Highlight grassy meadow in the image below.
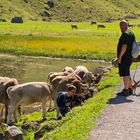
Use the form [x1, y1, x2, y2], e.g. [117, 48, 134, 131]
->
[1, 1, 140, 139]
[1, 19, 140, 60]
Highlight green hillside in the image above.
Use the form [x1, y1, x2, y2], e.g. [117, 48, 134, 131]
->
[1, 0, 140, 22]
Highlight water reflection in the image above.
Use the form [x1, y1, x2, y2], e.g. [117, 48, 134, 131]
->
[0, 54, 110, 83]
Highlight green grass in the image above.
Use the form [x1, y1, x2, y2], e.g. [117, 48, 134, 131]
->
[0, 20, 140, 60]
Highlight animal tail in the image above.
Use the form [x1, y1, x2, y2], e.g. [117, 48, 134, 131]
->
[6, 86, 13, 98]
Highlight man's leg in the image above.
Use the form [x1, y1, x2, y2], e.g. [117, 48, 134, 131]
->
[59, 107, 68, 117]
[119, 76, 133, 95]
[117, 61, 133, 96]
[117, 76, 132, 96]
[123, 76, 132, 89]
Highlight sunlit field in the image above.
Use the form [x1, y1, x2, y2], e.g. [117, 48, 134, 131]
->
[0, 19, 140, 60]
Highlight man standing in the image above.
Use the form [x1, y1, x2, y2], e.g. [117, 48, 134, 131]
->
[117, 20, 135, 96]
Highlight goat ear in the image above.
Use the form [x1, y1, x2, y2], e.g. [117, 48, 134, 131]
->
[66, 84, 72, 88]
[72, 79, 79, 83]
[80, 83, 89, 89]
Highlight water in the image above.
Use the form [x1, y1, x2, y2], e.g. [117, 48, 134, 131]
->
[0, 54, 110, 83]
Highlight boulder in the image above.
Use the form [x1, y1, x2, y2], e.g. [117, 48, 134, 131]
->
[47, 0, 54, 8]
[5, 125, 24, 140]
[11, 17, 23, 23]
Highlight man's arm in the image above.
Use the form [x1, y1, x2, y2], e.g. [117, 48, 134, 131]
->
[118, 44, 127, 64]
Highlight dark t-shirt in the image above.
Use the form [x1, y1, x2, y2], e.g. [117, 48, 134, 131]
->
[57, 92, 67, 108]
[57, 92, 81, 108]
[117, 29, 135, 61]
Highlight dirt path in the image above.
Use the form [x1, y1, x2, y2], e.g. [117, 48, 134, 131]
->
[88, 68, 140, 140]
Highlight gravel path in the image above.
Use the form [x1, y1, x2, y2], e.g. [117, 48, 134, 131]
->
[88, 68, 140, 140]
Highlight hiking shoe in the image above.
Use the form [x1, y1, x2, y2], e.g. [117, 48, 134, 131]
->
[117, 89, 132, 96]
[128, 88, 133, 95]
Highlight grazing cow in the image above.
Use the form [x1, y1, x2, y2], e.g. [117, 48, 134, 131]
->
[74, 66, 89, 78]
[47, 68, 74, 109]
[48, 72, 69, 84]
[128, 24, 134, 28]
[91, 21, 97, 25]
[74, 66, 95, 85]
[94, 73, 102, 84]
[63, 66, 74, 73]
[97, 24, 106, 29]
[0, 77, 18, 123]
[47, 72, 69, 109]
[7, 82, 52, 124]
[71, 24, 78, 29]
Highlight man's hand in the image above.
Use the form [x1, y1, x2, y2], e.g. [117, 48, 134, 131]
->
[118, 44, 127, 64]
[117, 57, 121, 64]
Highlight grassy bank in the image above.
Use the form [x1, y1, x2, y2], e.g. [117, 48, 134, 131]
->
[16, 62, 140, 140]
[16, 68, 121, 140]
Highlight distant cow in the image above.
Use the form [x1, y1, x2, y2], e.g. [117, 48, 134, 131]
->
[71, 24, 78, 29]
[0, 18, 7, 22]
[97, 24, 106, 29]
[128, 24, 134, 28]
[91, 21, 97, 25]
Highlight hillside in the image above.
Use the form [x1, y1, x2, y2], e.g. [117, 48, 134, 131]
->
[1, 0, 140, 22]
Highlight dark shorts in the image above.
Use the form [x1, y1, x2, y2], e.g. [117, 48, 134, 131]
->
[118, 60, 132, 77]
